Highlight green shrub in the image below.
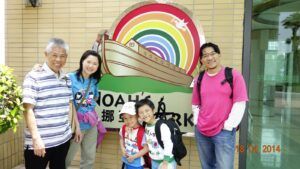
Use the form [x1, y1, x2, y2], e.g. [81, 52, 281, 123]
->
[0, 64, 23, 134]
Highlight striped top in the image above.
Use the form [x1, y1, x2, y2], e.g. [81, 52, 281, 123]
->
[22, 63, 73, 149]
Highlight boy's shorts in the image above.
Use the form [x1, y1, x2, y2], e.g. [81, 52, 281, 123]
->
[125, 164, 144, 169]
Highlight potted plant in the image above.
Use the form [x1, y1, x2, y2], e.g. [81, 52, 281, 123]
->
[0, 64, 23, 134]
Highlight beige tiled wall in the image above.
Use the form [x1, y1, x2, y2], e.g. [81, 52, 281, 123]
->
[0, 124, 24, 169]
[4, 0, 244, 168]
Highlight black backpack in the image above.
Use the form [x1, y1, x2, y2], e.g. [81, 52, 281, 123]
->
[155, 118, 187, 166]
[197, 67, 233, 103]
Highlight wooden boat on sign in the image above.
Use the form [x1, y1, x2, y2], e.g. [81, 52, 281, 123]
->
[102, 39, 193, 87]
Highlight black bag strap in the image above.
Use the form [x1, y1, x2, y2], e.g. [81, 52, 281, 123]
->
[196, 71, 205, 104]
[154, 119, 165, 149]
[222, 67, 233, 99]
[225, 67, 233, 98]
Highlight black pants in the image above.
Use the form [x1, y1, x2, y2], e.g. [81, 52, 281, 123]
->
[24, 140, 70, 169]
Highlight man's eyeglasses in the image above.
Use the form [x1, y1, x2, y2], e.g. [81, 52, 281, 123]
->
[202, 52, 217, 58]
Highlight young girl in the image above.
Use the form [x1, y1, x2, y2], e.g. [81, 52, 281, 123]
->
[135, 99, 177, 169]
[119, 102, 149, 169]
[65, 50, 102, 168]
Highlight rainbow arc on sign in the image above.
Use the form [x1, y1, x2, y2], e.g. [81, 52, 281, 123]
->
[112, 3, 204, 75]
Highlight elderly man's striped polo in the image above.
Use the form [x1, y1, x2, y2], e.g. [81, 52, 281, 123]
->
[23, 63, 73, 149]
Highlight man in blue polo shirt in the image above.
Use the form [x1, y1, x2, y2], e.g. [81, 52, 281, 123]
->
[23, 38, 80, 169]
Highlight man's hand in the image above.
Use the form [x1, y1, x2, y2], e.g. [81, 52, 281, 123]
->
[32, 137, 46, 157]
[23, 103, 46, 157]
[32, 64, 43, 71]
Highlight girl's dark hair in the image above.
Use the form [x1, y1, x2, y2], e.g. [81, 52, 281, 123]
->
[76, 50, 101, 84]
[199, 42, 221, 57]
[135, 98, 155, 112]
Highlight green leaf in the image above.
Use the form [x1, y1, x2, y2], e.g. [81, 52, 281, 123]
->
[13, 126, 17, 132]
[0, 65, 22, 134]
[13, 118, 18, 124]
[10, 107, 18, 116]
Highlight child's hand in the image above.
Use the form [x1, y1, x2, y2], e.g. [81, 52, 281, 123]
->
[159, 161, 168, 169]
[121, 147, 127, 157]
[126, 155, 136, 163]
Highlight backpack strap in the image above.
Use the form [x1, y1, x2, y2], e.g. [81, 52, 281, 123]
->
[196, 71, 205, 104]
[136, 126, 145, 150]
[224, 67, 233, 99]
[154, 119, 165, 149]
[121, 124, 126, 141]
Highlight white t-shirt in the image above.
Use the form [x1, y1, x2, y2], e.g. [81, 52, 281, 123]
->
[145, 122, 173, 160]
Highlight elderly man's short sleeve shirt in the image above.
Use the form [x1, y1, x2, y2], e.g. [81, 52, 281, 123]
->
[22, 63, 73, 149]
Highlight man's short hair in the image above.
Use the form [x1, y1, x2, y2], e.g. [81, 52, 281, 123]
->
[200, 42, 221, 57]
[45, 38, 69, 55]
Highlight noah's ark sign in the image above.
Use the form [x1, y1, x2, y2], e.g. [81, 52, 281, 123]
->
[97, 1, 205, 132]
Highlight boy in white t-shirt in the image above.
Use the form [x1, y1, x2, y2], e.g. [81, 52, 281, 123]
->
[136, 99, 177, 169]
[119, 102, 149, 169]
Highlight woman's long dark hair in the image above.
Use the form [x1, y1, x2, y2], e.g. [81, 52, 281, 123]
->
[76, 50, 101, 84]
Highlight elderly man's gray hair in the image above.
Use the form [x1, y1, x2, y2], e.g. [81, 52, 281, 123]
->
[45, 38, 69, 55]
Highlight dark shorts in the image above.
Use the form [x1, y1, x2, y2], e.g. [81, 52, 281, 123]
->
[24, 140, 70, 169]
